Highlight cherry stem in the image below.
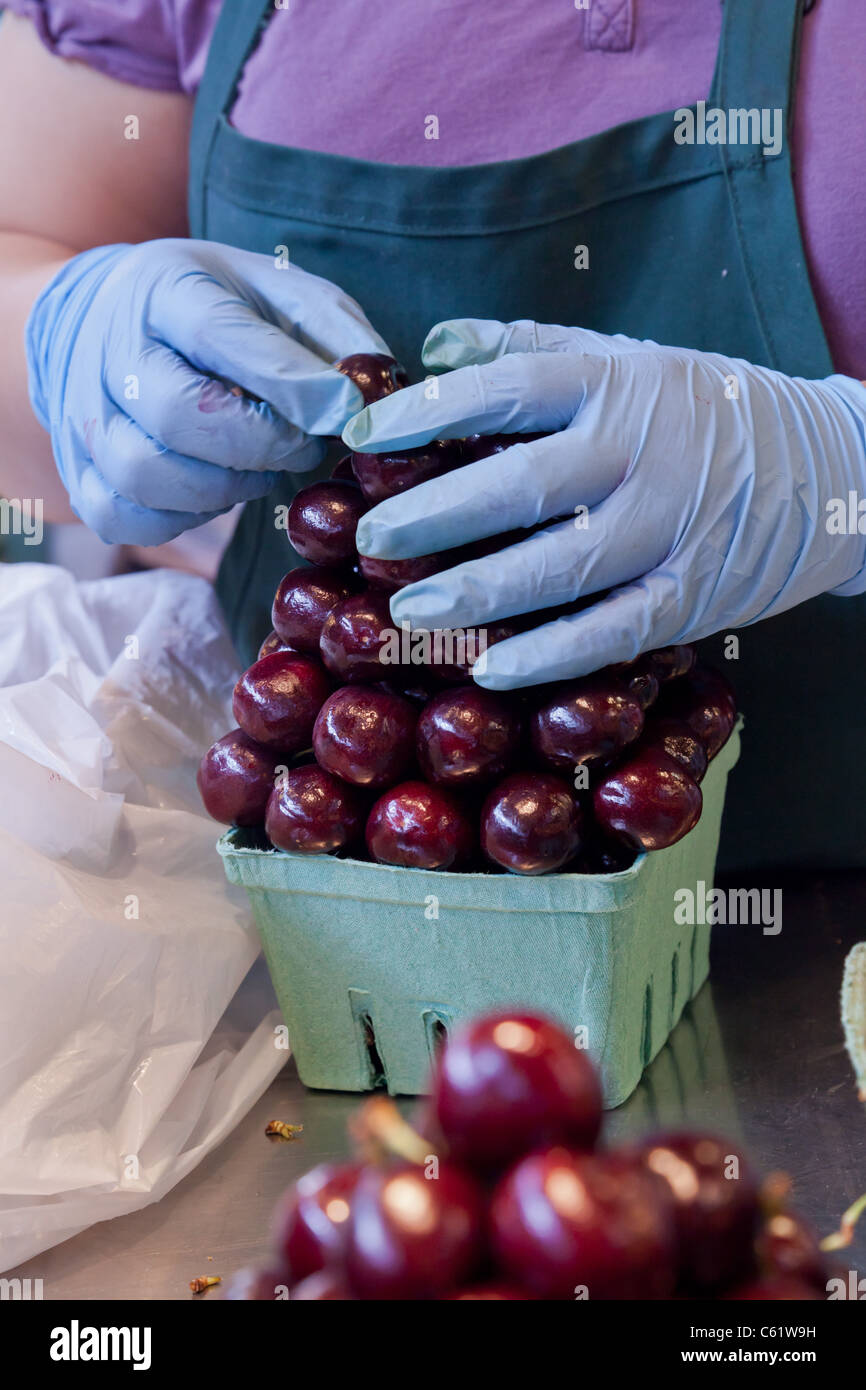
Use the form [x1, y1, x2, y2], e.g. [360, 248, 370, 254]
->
[348, 1096, 433, 1166]
[820, 1189, 866, 1251]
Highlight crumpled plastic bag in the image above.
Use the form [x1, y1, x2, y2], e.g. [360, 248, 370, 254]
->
[0, 562, 286, 1271]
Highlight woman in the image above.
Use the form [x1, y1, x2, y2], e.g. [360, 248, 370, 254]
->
[1, 0, 865, 869]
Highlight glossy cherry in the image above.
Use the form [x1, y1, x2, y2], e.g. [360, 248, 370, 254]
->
[481, 771, 583, 875]
[334, 352, 409, 405]
[639, 716, 709, 784]
[319, 589, 397, 683]
[287, 480, 366, 568]
[416, 685, 522, 788]
[272, 1162, 363, 1284]
[358, 549, 461, 594]
[265, 764, 365, 855]
[644, 644, 696, 683]
[344, 1161, 485, 1300]
[272, 566, 356, 654]
[593, 748, 702, 851]
[430, 620, 519, 683]
[366, 780, 475, 870]
[639, 1131, 761, 1292]
[531, 675, 645, 770]
[431, 1012, 602, 1170]
[313, 685, 417, 789]
[232, 651, 332, 751]
[660, 663, 737, 758]
[197, 729, 282, 826]
[330, 452, 360, 484]
[351, 438, 464, 504]
[258, 629, 296, 661]
[461, 431, 545, 463]
[490, 1149, 677, 1300]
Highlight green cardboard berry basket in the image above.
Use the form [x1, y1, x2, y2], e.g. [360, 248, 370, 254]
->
[218, 724, 741, 1107]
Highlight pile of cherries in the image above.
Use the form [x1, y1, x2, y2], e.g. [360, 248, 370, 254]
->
[224, 1012, 829, 1301]
[198, 353, 736, 874]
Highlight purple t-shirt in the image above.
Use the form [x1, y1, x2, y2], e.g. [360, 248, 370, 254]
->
[7, 0, 865, 377]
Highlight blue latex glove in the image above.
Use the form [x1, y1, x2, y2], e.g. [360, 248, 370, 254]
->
[347, 318, 866, 690]
[26, 239, 391, 545]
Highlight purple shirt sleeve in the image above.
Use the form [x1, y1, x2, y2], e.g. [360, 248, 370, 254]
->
[2, 0, 220, 93]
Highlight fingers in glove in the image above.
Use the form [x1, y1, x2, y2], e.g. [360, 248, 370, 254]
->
[344, 351, 586, 451]
[422, 318, 644, 370]
[388, 489, 674, 631]
[356, 427, 624, 560]
[149, 273, 369, 435]
[105, 345, 316, 471]
[74, 463, 228, 547]
[91, 414, 284, 513]
[472, 577, 683, 690]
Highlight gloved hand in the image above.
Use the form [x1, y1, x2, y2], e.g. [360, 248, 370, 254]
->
[26, 239, 391, 545]
[347, 318, 866, 690]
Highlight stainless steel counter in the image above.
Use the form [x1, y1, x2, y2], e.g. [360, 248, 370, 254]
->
[7, 871, 866, 1300]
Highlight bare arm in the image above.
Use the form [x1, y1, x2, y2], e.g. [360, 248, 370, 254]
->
[0, 12, 191, 521]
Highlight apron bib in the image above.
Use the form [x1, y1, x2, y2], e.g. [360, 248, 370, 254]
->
[189, 0, 864, 872]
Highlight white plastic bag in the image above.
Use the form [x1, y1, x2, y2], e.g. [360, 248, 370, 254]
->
[0, 562, 286, 1271]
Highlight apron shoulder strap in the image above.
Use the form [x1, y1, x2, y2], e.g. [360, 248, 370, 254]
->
[709, 0, 809, 132]
[188, 0, 274, 238]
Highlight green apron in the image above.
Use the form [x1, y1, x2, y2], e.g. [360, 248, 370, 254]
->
[190, 0, 864, 872]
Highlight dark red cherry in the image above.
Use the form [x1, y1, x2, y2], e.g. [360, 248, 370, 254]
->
[232, 651, 331, 751]
[620, 664, 660, 712]
[431, 1012, 602, 1170]
[221, 1264, 292, 1300]
[593, 748, 702, 851]
[430, 621, 519, 683]
[461, 431, 545, 463]
[258, 629, 296, 661]
[754, 1210, 827, 1289]
[416, 685, 522, 788]
[272, 1162, 362, 1284]
[272, 566, 357, 654]
[287, 480, 366, 568]
[197, 729, 282, 826]
[334, 352, 410, 405]
[344, 1161, 485, 1300]
[659, 663, 737, 758]
[481, 771, 583, 875]
[639, 716, 709, 784]
[358, 548, 464, 594]
[638, 1131, 761, 1292]
[724, 1277, 822, 1301]
[265, 764, 365, 854]
[644, 644, 697, 683]
[330, 452, 360, 484]
[441, 1284, 535, 1300]
[530, 675, 645, 770]
[366, 780, 475, 870]
[490, 1149, 677, 1300]
[313, 685, 417, 789]
[351, 438, 464, 504]
[319, 589, 397, 683]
